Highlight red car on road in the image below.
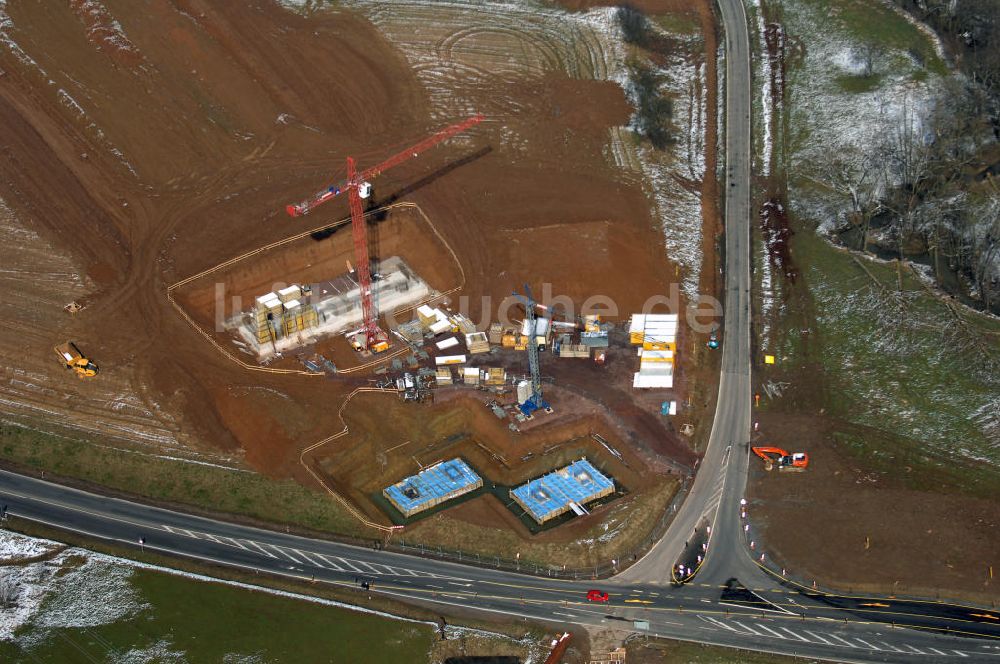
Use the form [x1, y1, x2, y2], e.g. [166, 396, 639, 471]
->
[586, 589, 609, 603]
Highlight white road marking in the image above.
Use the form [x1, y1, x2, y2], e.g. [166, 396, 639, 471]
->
[828, 634, 858, 648]
[336, 557, 365, 573]
[779, 627, 808, 642]
[219, 536, 247, 550]
[552, 611, 577, 618]
[292, 549, 325, 567]
[699, 616, 739, 632]
[272, 546, 306, 564]
[854, 638, 880, 650]
[876, 641, 905, 653]
[732, 621, 761, 636]
[952, 650, 969, 658]
[928, 648, 949, 656]
[314, 554, 344, 570]
[356, 560, 382, 574]
[243, 540, 278, 559]
[900, 644, 924, 655]
[804, 631, 834, 645]
[754, 623, 786, 639]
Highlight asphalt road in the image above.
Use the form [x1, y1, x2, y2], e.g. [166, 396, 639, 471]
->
[3, 469, 999, 662]
[2, 1, 1000, 662]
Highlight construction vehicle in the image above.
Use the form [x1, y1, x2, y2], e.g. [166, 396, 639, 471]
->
[54, 342, 99, 378]
[285, 114, 484, 353]
[752, 446, 808, 471]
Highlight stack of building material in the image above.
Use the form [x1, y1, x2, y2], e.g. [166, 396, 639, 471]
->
[488, 322, 503, 344]
[520, 318, 551, 348]
[253, 292, 283, 344]
[629, 313, 678, 351]
[501, 328, 518, 348]
[633, 360, 673, 389]
[418, 305, 452, 335]
[417, 305, 438, 327]
[463, 367, 480, 385]
[559, 344, 591, 358]
[429, 319, 452, 336]
[435, 354, 466, 366]
[465, 332, 490, 354]
[482, 367, 506, 386]
[254, 286, 319, 341]
[435, 368, 453, 385]
[452, 314, 477, 335]
[633, 335, 675, 389]
[435, 336, 460, 351]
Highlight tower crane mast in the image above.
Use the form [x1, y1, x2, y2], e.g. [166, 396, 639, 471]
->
[285, 114, 484, 351]
[514, 284, 550, 416]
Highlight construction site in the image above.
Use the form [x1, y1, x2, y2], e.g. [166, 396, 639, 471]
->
[0, 0, 722, 566]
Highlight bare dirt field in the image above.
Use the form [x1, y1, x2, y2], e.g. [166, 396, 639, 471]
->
[0, 0, 720, 557]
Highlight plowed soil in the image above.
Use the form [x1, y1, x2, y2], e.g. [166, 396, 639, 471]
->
[0, 0, 719, 546]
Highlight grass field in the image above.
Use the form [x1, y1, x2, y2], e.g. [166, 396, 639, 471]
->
[0, 422, 362, 537]
[777, 214, 1000, 479]
[0, 529, 541, 663]
[1, 563, 434, 662]
[801, 0, 947, 76]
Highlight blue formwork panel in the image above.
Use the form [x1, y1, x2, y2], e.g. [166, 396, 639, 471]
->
[511, 458, 614, 524]
[383, 458, 482, 517]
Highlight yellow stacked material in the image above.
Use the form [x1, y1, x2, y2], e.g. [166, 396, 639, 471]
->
[584, 315, 601, 333]
[514, 335, 528, 351]
[639, 349, 674, 363]
[417, 305, 437, 327]
[452, 314, 477, 335]
[630, 313, 678, 351]
[277, 285, 302, 303]
[501, 328, 518, 348]
[483, 367, 506, 385]
[465, 332, 490, 354]
[642, 338, 676, 352]
[435, 368, 453, 385]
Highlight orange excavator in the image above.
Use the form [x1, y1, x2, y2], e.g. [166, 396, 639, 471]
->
[752, 446, 808, 471]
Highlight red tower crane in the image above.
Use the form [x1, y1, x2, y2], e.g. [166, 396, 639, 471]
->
[285, 114, 484, 352]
